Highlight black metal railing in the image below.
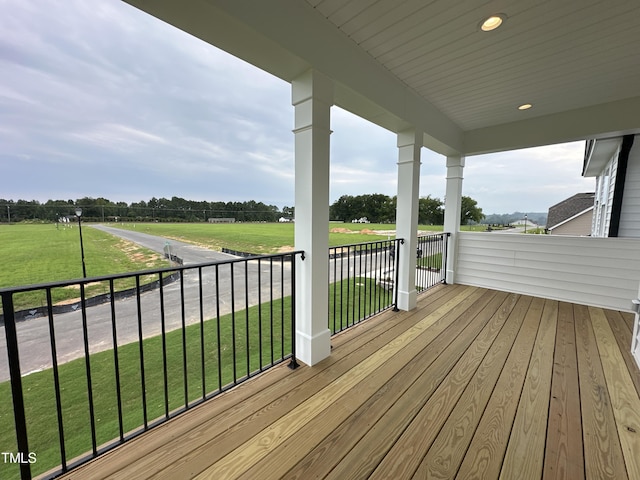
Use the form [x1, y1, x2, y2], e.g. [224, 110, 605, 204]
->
[416, 232, 449, 293]
[328, 238, 402, 334]
[0, 251, 303, 480]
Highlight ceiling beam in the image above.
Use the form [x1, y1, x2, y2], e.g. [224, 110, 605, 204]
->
[464, 96, 640, 155]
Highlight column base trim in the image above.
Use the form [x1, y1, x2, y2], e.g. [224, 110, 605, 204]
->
[295, 328, 331, 366]
[397, 289, 418, 311]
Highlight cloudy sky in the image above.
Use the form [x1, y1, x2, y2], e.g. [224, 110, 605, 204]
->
[1, 0, 594, 214]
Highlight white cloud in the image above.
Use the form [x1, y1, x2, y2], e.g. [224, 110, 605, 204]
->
[0, 0, 597, 214]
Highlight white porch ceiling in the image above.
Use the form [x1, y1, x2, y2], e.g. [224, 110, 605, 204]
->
[124, 0, 640, 156]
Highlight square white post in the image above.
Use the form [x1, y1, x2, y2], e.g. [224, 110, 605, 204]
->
[395, 129, 422, 311]
[443, 155, 465, 284]
[292, 70, 333, 366]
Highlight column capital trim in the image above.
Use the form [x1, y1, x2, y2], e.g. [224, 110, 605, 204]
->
[397, 128, 423, 148]
[291, 69, 334, 107]
[446, 156, 466, 168]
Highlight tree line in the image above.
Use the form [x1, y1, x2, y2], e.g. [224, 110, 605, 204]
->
[2, 193, 484, 225]
[329, 194, 484, 225]
[1, 197, 293, 223]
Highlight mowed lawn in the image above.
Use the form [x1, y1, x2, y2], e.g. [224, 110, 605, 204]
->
[0, 224, 170, 310]
[1, 221, 449, 298]
[112, 221, 400, 254]
[1, 224, 169, 287]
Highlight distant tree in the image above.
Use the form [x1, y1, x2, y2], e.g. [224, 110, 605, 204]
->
[366, 193, 395, 223]
[418, 196, 444, 225]
[330, 194, 395, 223]
[330, 195, 358, 222]
[460, 196, 484, 225]
[281, 206, 294, 218]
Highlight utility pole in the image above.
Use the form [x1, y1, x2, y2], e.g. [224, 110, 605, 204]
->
[7, 205, 10, 224]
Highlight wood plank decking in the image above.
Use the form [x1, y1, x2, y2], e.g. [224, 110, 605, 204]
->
[55, 285, 640, 480]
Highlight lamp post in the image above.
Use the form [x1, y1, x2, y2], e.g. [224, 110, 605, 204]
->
[524, 214, 528, 234]
[75, 207, 87, 278]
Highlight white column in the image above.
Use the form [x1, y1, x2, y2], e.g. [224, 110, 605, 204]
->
[292, 70, 333, 366]
[443, 155, 465, 284]
[395, 129, 422, 311]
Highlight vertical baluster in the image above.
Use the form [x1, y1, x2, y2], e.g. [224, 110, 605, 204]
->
[158, 273, 169, 418]
[357, 244, 363, 322]
[244, 260, 250, 378]
[135, 276, 147, 429]
[280, 254, 285, 360]
[199, 267, 206, 399]
[257, 259, 263, 371]
[45, 288, 67, 472]
[230, 263, 237, 384]
[340, 247, 345, 331]
[108, 280, 124, 439]
[179, 271, 188, 408]
[269, 257, 274, 365]
[215, 265, 222, 392]
[373, 242, 380, 313]
[79, 283, 98, 454]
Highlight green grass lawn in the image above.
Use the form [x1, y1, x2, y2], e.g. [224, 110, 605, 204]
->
[112, 222, 396, 254]
[0, 277, 387, 479]
[417, 252, 443, 269]
[1, 222, 448, 291]
[0, 224, 170, 311]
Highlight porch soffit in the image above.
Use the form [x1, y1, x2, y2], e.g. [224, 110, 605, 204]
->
[123, 0, 640, 156]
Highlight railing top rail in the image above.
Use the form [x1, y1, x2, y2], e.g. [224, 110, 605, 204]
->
[329, 238, 404, 250]
[417, 232, 451, 238]
[0, 250, 305, 296]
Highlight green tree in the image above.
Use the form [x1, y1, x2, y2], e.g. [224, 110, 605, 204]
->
[460, 196, 484, 225]
[418, 196, 444, 225]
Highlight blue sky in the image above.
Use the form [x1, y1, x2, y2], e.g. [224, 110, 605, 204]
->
[0, 0, 594, 214]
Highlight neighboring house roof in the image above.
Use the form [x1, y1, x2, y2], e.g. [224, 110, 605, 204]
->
[547, 193, 595, 230]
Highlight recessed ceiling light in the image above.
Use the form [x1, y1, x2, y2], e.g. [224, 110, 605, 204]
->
[480, 14, 506, 32]
[518, 103, 533, 110]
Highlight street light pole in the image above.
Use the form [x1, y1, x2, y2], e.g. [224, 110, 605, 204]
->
[524, 214, 528, 234]
[75, 207, 87, 278]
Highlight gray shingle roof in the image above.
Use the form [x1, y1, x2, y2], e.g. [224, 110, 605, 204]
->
[547, 193, 595, 229]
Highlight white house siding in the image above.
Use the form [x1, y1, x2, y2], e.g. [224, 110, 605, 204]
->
[455, 232, 640, 312]
[592, 152, 618, 237]
[618, 142, 640, 237]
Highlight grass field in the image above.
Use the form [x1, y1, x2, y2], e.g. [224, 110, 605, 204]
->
[2, 221, 452, 287]
[112, 222, 403, 254]
[0, 224, 170, 311]
[0, 224, 168, 286]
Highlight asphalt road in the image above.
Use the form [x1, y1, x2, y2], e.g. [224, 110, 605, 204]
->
[0, 226, 293, 382]
[91, 224, 234, 265]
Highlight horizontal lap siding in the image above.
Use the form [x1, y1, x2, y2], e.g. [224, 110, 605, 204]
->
[455, 233, 640, 312]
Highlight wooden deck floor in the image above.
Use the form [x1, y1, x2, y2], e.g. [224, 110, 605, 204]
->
[56, 284, 640, 480]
